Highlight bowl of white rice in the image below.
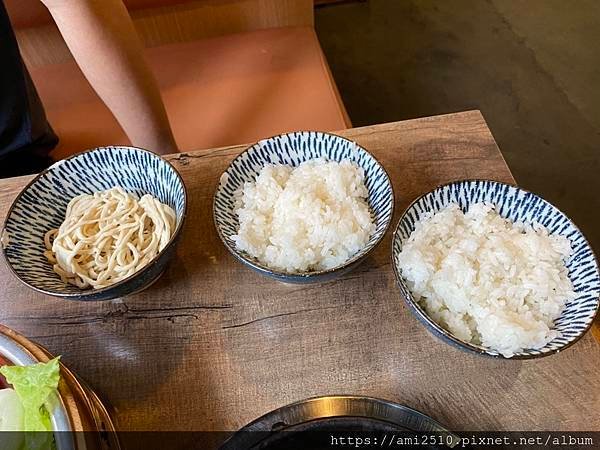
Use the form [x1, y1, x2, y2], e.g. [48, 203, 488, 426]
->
[392, 179, 599, 359]
[214, 131, 394, 283]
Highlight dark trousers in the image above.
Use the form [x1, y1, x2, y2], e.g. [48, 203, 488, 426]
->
[0, 0, 58, 178]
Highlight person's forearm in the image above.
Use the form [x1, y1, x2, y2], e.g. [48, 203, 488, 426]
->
[41, 0, 177, 155]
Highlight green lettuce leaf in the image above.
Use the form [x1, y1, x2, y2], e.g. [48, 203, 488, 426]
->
[0, 357, 61, 450]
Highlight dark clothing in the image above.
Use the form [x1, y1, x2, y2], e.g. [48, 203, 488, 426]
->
[0, 0, 57, 178]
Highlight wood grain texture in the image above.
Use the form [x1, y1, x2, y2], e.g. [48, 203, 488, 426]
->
[15, 0, 314, 67]
[1, 111, 598, 432]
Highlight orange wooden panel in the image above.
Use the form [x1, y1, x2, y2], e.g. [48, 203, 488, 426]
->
[28, 27, 349, 159]
[9, 0, 314, 66]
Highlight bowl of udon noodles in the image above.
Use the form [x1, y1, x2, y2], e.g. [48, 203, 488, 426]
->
[1, 146, 187, 301]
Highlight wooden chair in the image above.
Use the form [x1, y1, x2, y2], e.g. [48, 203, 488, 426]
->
[6, 0, 351, 160]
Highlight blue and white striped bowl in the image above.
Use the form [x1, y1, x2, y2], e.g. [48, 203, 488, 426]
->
[392, 179, 600, 359]
[1, 146, 187, 301]
[214, 131, 394, 283]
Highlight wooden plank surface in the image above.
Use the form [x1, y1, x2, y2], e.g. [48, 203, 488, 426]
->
[1, 111, 598, 432]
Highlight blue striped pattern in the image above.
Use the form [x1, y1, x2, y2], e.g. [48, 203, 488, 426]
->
[2, 146, 186, 297]
[214, 132, 394, 281]
[392, 180, 599, 358]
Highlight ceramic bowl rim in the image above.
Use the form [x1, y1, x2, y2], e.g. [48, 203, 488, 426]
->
[1, 145, 188, 299]
[391, 178, 600, 360]
[213, 130, 395, 280]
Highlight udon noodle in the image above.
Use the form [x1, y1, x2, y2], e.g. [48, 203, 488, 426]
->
[44, 187, 176, 289]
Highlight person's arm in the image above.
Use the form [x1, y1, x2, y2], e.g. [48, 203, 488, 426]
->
[40, 0, 177, 155]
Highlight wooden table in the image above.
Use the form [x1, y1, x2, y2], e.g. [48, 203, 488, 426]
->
[1, 111, 598, 433]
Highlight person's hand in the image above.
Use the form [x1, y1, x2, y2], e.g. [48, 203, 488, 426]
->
[150, 136, 179, 156]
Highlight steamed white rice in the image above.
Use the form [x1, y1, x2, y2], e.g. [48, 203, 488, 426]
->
[396, 202, 575, 357]
[232, 159, 375, 273]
